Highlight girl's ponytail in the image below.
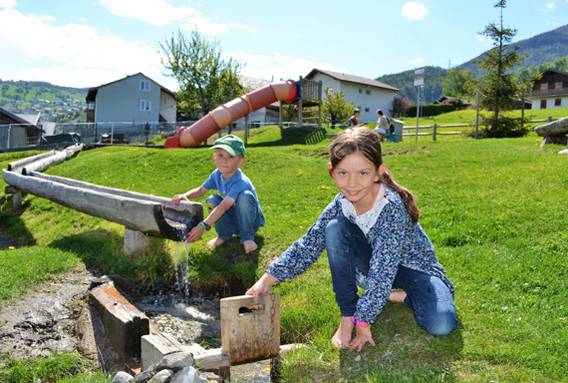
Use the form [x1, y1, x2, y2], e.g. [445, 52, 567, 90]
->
[382, 172, 420, 224]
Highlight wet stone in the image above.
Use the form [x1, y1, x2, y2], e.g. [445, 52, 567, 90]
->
[112, 371, 135, 383]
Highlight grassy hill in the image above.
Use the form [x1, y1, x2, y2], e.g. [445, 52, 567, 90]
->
[1, 127, 567, 381]
[0, 80, 86, 123]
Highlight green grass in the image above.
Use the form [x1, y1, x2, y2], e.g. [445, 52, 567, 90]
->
[0, 246, 79, 303]
[0, 353, 109, 383]
[399, 107, 568, 127]
[1, 125, 567, 381]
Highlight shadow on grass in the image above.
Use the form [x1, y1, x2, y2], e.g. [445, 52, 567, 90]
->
[189, 235, 264, 297]
[0, 200, 36, 246]
[48, 230, 174, 292]
[248, 127, 327, 148]
[337, 304, 464, 382]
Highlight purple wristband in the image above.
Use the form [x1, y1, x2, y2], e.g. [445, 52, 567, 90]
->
[350, 316, 369, 328]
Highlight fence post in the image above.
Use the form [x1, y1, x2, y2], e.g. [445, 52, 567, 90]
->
[548, 116, 552, 123]
[433, 123, 437, 141]
[111, 123, 114, 144]
[244, 115, 249, 145]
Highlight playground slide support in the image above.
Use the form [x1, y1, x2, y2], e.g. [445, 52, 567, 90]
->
[165, 80, 298, 148]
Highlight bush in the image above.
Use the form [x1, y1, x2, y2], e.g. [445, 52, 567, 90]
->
[405, 103, 461, 117]
[477, 116, 529, 138]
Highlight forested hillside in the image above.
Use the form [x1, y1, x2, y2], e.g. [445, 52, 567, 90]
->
[0, 80, 86, 123]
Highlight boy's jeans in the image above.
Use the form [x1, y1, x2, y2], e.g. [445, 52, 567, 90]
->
[206, 191, 261, 242]
[325, 215, 458, 336]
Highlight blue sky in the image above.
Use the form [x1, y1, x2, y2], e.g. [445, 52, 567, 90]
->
[0, 0, 566, 89]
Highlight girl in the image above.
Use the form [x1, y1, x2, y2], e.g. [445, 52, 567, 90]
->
[246, 127, 457, 352]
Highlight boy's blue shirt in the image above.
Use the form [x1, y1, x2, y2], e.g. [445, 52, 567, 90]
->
[203, 168, 265, 227]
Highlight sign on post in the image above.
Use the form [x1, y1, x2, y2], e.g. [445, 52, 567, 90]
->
[414, 68, 424, 87]
[414, 68, 424, 143]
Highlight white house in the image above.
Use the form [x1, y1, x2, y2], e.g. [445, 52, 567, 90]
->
[305, 68, 398, 122]
[528, 70, 568, 110]
[86, 73, 176, 124]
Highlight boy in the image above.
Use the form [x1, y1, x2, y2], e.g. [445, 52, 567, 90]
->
[172, 135, 265, 253]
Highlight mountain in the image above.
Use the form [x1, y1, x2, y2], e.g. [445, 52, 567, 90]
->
[460, 24, 568, 76]
[377, 24, 568, 103]
[0, 80, 87, 123]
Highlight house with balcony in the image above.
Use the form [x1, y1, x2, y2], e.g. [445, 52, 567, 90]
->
[305, 68, 398, 122]
[528, 70, 568, 109]
[86, 73, 176, 125]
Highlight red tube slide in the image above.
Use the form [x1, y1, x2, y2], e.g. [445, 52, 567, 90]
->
[164, 80, 298, 148]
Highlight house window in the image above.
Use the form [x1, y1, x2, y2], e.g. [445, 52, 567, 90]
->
[555, 98, 561, 106]
[87, 101, 95, 110]
[540, 83, 548, 91]
[540, 99, 547, 109]
[366, 90, 371, 95]
[139, 80, 151, 92]
[364, 107, 370, 112]
[139, 99, 151, 111]
[555, 82, 563, 89]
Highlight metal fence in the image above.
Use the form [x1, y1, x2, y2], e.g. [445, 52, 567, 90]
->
[0, 123, 42, 150]
[53, 121, 196, 144]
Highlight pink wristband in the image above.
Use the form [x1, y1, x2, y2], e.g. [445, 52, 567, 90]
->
[350, 316, 369, 328]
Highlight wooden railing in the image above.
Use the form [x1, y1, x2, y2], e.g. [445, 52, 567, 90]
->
[402, 117, 563, 140]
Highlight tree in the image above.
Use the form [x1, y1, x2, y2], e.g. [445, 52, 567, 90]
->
[443, 68, 476, 99]
[391, 95, 414, 118]
[322, 88, 355, 127]
[161, 30, 243, 119]
[477, 0, 523, 134]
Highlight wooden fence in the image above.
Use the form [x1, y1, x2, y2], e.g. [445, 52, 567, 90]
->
[402, 117, 562, 141]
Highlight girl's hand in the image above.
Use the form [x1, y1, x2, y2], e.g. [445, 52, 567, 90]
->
[246, 273, 278, 303]
[349, 325, 376, 352]
[186, 225, 204, 242]
[172, 194, 187, 206]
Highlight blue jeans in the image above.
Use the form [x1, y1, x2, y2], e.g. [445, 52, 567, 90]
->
[206, 191, 261, 242]
[325, 216, 458, 336]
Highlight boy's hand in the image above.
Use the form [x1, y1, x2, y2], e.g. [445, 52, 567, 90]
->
[349, 326, 376, 352]
[186, 225, 204, 242]
[172, 194, 187, 206]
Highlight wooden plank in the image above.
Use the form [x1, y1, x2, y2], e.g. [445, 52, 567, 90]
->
[220, 293, 280, 365]
[89, 283, 149, 360]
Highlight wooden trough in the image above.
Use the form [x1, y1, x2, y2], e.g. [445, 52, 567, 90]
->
[2, 145, 203, 241]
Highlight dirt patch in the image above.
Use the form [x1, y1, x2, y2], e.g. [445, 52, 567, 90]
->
[0, 265, 96, 359]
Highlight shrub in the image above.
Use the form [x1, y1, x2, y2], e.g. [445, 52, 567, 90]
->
[477, 116, 529, 138]
[406, 103, 461, 117]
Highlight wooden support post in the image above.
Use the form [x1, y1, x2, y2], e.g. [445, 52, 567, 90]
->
[89, 282, 150, 360]
[12, 191, 22, 210]
[298, 76, 303, 126]
[433, 123, 437, 141]
[244, 115, 249, 146]
[278, 101, 283, 129]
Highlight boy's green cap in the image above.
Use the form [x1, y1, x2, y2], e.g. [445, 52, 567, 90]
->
[211, 135, 246, 157]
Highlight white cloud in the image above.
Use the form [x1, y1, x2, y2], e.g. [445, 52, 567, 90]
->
[545, 1, 555, 9]
[225, 51, 345, 81]
[408, 57, 425, 65]
[228, 21, 259, 33]
[0, 0, 16, 9]
[100, 0, 258, 36]
[0, 7, 173, 88]
[401, 1, 428, 21]
[100, 0, 197, 26]
[476, 34, 491, 45]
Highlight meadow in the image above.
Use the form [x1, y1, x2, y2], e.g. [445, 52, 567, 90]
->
[0, 122, 567, 382]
